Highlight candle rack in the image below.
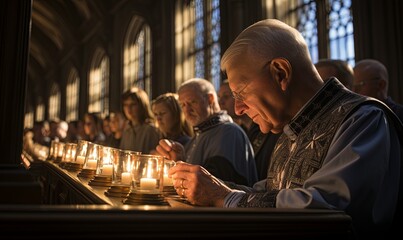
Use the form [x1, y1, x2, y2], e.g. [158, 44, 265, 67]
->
[77, 168, 96, 179]
[88, 175, 112, 187]
[65, 162, 83, 172]
[123, 191, 169, 206]
[162, 185, 177, 197]
[105, 184, 131, 198]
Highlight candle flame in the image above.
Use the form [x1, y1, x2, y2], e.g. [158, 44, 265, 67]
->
[126, 158, 132, 172]
[146, 159, 153, 178]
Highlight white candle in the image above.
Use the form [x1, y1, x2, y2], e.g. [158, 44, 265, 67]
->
[76, 156, 85, 164]
[57, 148, 64, 157]
[121, 172, 131, 185]
[87, 159, 97, 169]
[163, 175, 173, 186]
[140, 178, 157, 190]
[102, 164, 113, 176]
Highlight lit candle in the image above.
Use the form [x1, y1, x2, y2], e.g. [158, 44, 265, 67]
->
[140, 178, 157, 190]
[87, 159, 97, 169]
[163, 174, 173, 186]
[76, 156, 85, 164]
[57, 147, 64, 157]
[121, 172, 131, 185]
[102, 164, 113, 176]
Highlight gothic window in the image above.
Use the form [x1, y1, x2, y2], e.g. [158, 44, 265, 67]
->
[49, 82, 61, 120]
[123, 19, 152, 95]
[175, 0, 221, 89]
[265, 0, 354, 65]
[36, 98, 45, 121]
[66, 68, 79, 121]
[89, 48, 109, 116]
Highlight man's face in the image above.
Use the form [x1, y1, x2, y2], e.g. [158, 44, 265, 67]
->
[178, 87, 210, 127]
[225, 60, 288, 134]
[353, 67, 382, 99]
[218, 84, 236, 118]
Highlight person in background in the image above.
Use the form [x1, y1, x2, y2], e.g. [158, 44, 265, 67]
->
[32, 120, 51, 147]
[48, 119, 60, 143]
[353, 58, 403, 123]
[48, 119, 69, 143]
[219, 79, 279, 180]
[166, 19, 403, 239]
[83, 112, 106, 144]
[246, 122, 281, 181]
[315, 58, 354, 90]
[102, 115, 112, 139]
[120, 87, 160, 154]
[152, 92, 193, 146]
[66, 120, 86, 143]
[103, 111, 125, 148]
[156, 78, 258, 187]
[76, 120, 86, 142]
[218, 79, 253, 132]
[56, 120, 69, 143]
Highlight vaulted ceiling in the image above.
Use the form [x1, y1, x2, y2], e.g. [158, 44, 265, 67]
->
[30, 0, 94, 98]
[28, 0, 142, 103]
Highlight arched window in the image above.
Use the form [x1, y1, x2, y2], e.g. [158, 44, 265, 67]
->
[35, 96, 45, 121]
[175, 0, 221, 89]
[24, 108, 34, 129]
[49, 82, 61, 120]
[264, 0, 354, 66]
[123, 19, 152, 95]
[89, 48, 109, 116]
[66, 68, 80, 121]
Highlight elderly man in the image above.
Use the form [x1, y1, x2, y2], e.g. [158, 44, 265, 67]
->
[156, 78, 258, 187]
[167, 19, 403, 239]
[353, 59, 403, 123]
[219, 79, 280, 181]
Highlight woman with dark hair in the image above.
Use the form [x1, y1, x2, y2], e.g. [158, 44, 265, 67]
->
[119, 87, 160, 154]
[103, 111, 125, 148]
[83, 112, 105, 144]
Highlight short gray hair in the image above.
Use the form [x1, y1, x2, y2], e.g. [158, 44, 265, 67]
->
[221, 19, 311, 74]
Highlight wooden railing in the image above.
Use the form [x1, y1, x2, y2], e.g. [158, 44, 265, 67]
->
[0, 156, 355, 239]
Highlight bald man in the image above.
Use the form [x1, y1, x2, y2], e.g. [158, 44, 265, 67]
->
[353, 59, 403, 122]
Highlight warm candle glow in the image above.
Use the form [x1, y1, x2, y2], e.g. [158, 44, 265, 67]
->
[140, 177, 157, 190]
[102, 164, 113, 175]
[163, 174, 173, 186]
[125, 159, 132, 172]
[146, 160, 153, 178]
[57, 147, 64, 157]
[87, 159, 97, 169]
[121, 172, 131, 185]
[76, 156, 85, 164]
